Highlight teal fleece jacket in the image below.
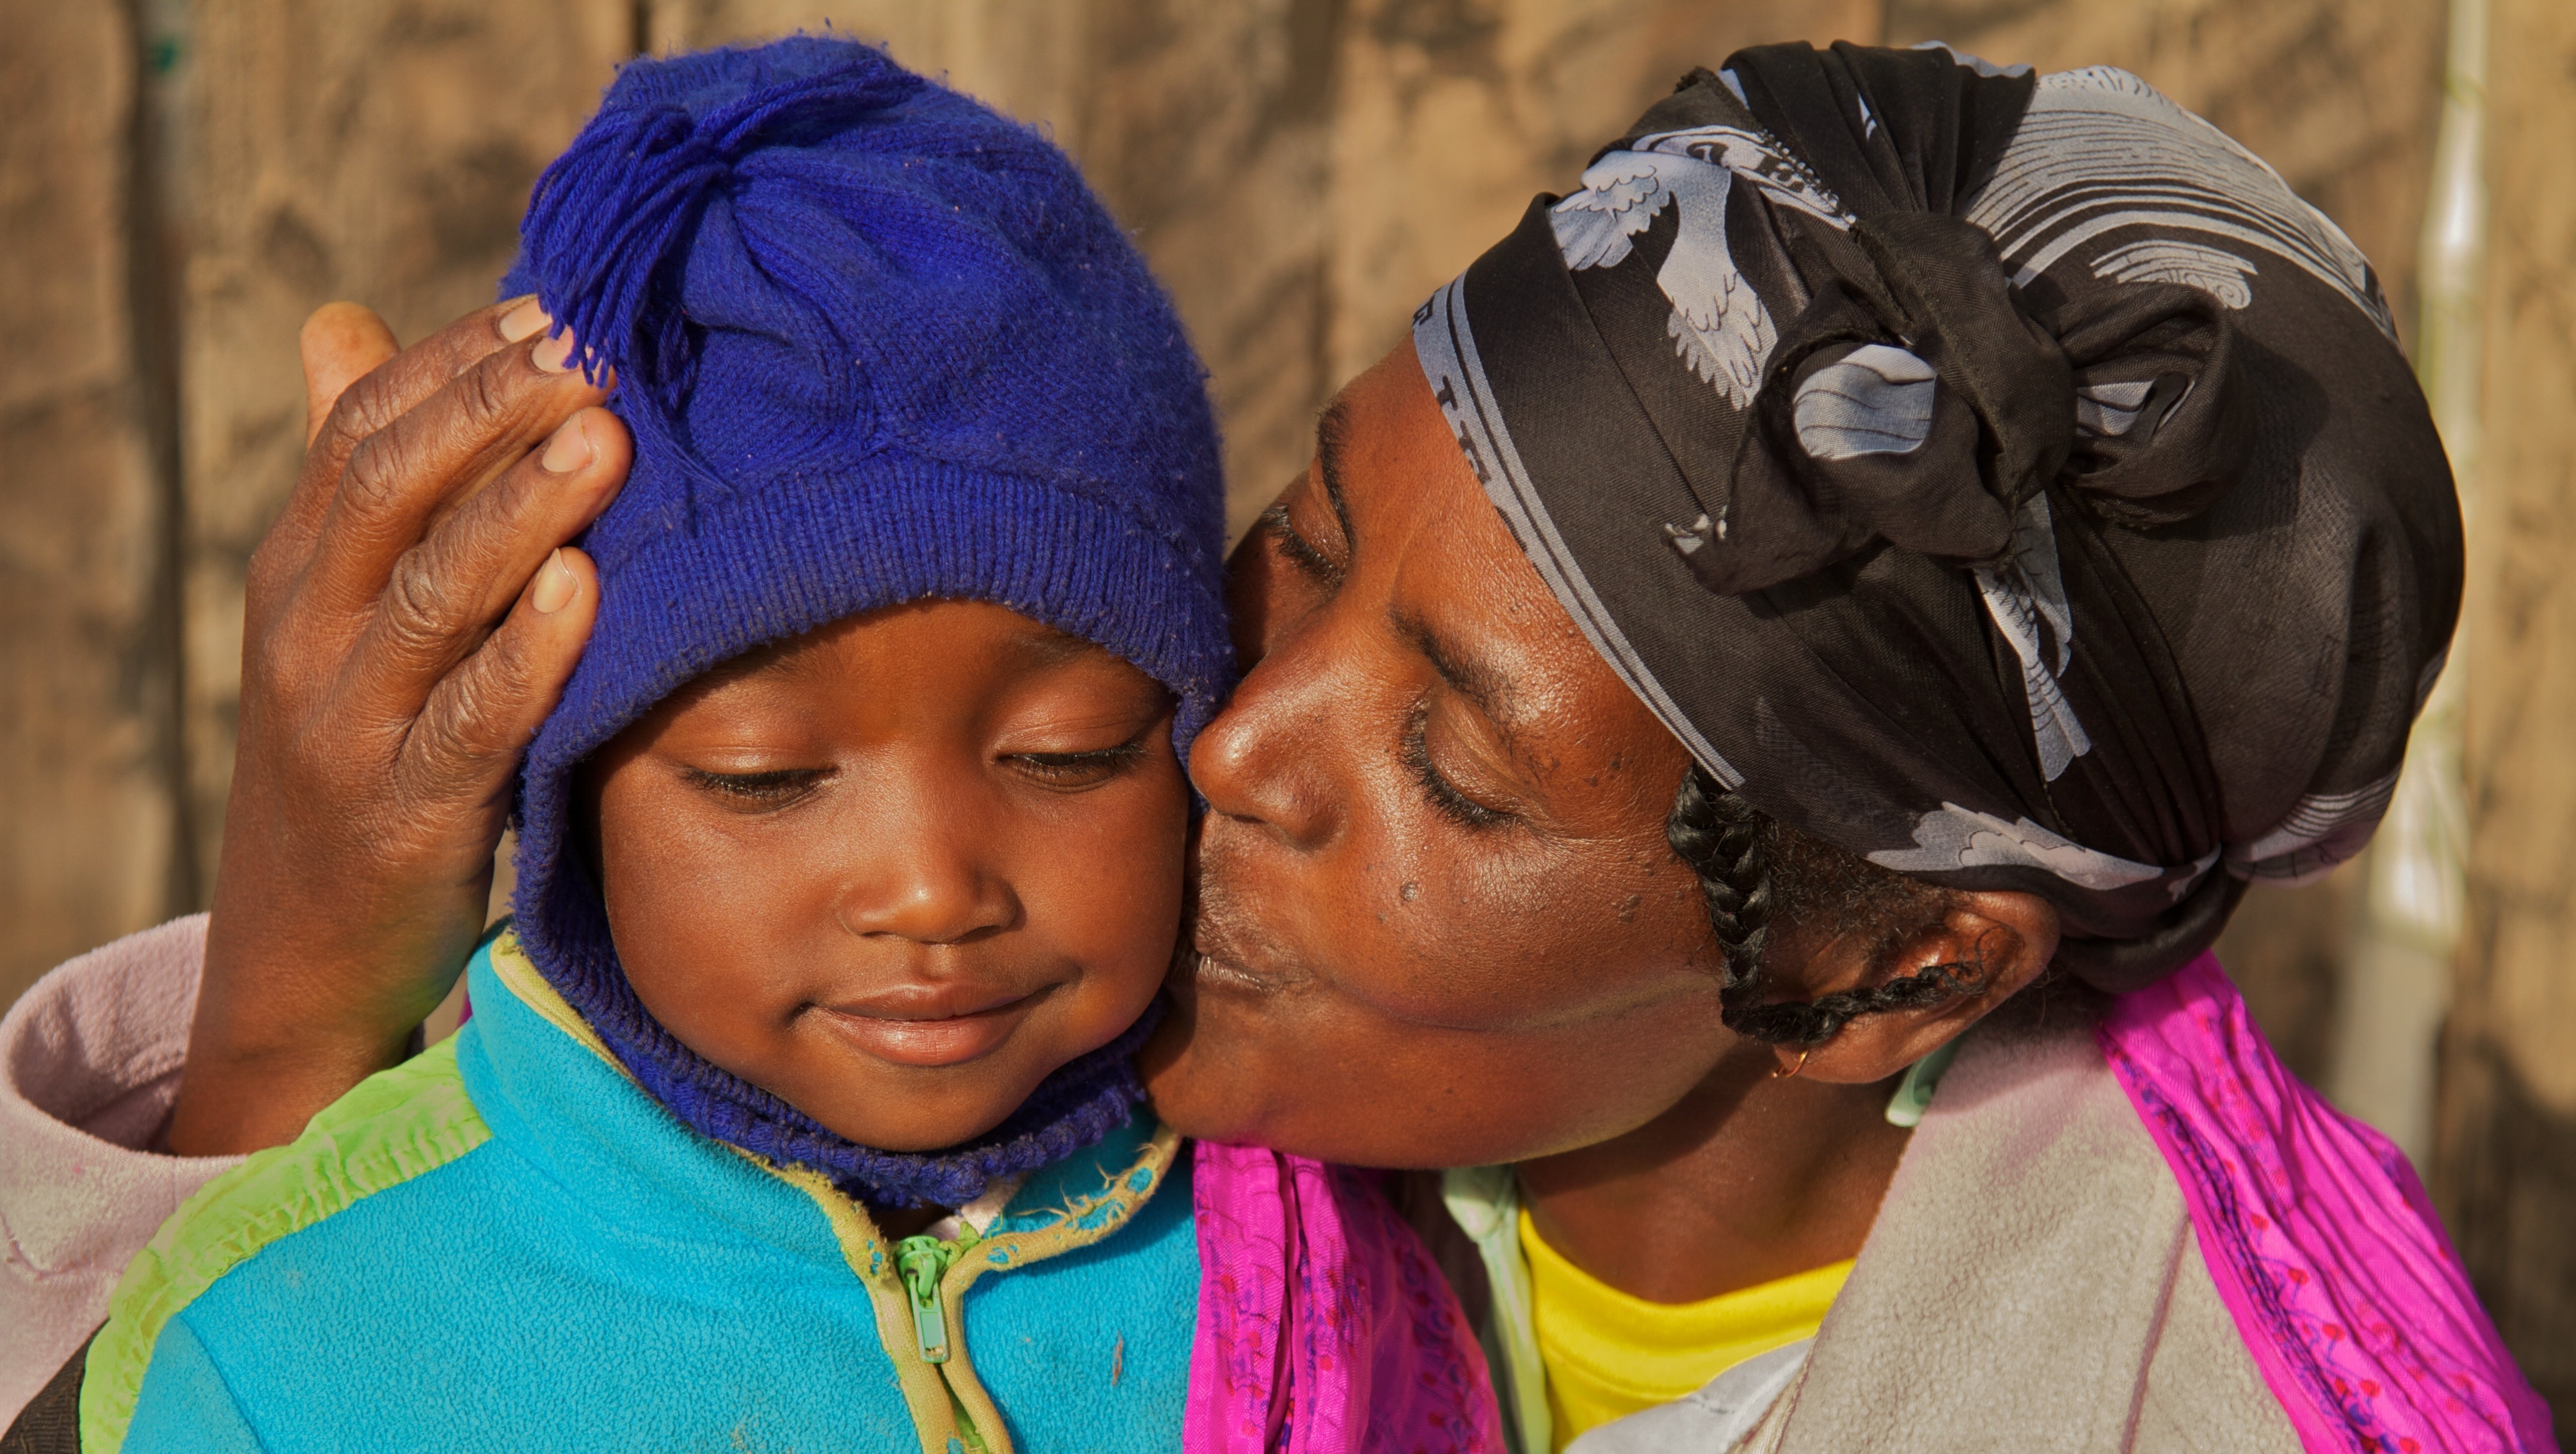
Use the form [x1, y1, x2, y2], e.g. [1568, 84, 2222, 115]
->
[82, 928, 1198, 1454]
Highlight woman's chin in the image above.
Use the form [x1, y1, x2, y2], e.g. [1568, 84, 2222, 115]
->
[1135, 995, 1274, 1148]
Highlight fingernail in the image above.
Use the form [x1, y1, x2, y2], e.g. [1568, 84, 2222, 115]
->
[541, 412, 595, 474]
[533, 328, 579, 374]
[531, 550, 577, 615]
[497, 297, 550, 343]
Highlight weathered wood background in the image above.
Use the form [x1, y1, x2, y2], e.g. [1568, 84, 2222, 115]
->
[4, 0, 2568, 1414]
[2438, 0, 2576, 1404]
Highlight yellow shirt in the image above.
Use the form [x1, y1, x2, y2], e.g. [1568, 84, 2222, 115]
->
[1519, 1209, 1851, 1450]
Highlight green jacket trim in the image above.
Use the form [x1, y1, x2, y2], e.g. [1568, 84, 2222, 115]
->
[80, 1036, 492, 1454]
[770, 1119, 1183, 1454]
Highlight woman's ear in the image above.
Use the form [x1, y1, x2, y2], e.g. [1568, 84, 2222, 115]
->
[1769, 889, 2061, 1085]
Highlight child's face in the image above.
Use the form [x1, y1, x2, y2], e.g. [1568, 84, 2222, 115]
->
[583, 599, 1188, 1154]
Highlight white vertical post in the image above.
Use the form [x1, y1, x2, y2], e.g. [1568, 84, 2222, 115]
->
[2325, 0, 2488, 1165]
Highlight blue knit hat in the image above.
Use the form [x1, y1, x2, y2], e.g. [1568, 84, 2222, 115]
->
[501, 36, 1231, 1207]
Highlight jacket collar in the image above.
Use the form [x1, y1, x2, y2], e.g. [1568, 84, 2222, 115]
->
[458, 926, 1175, 1277]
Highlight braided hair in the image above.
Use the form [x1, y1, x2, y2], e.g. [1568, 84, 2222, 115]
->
[1665, 765, 1982, 1048]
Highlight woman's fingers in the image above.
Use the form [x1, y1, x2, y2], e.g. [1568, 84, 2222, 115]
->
[301, 303, 400, 446]
[295, 317, 605, 626]
[167, 297, 623, 1157]
[398, 544, 601, 818]
[344, 405, 630, 707]
[255, 298, 566, 605]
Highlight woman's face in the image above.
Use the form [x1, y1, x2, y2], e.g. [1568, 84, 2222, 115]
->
[1145, 345, 1768, 1167]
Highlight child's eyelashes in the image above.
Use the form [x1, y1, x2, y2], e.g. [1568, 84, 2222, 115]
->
[1007, 740, 1149, 789]
[682, 766, 829, 807]
[676, 737, 1150, 805]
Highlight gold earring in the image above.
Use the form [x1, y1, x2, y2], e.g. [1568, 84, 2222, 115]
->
[1771, 1047, 1813, 1080]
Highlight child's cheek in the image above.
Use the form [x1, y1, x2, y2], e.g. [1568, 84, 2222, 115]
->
[1024, 766, 1193, 1034]
[592, 772, 817, 1067]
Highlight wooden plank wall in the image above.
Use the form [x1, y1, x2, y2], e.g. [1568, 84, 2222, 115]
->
[176, 0, 633, 890]
[4, 0, 2569, 1416]
[0, 0, 187, 1009]
[2440, 0, 2576, 1411]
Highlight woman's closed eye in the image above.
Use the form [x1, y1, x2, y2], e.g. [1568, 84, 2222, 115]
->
[1402, 698, 1514, 831]
[1259, 500, 1345, 588]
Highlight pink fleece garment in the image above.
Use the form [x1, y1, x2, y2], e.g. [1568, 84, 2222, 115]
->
[0, 916, 245, 1424]
[1189, 1140, 1503, 1453]
[2101, 953, 2556, 1454]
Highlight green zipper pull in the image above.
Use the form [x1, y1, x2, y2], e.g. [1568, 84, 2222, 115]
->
[894, 1225, 980, 1366]
[896, 1234, 958, 1363]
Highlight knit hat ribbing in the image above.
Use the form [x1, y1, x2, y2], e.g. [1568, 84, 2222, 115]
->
[501, 36, 1230, 1207]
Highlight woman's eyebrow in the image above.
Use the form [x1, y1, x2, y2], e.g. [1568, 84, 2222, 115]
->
[1392, 607, 1522, 746]
[1315, 397, 1359, 555]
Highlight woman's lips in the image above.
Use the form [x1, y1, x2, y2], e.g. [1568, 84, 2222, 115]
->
[1179, 933, 1299, 995]
[808, 986, 1041, 1069]
[1183, 880, 1305, 995]
[1185, 951, 1281, 993]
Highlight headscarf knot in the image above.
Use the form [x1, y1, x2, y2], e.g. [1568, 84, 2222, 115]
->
[1690, 209, 2255, 596]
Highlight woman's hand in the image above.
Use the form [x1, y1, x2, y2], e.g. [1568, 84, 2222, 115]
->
[163, 298, 632, 1155]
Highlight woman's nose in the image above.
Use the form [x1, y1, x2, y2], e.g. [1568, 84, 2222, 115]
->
[1189, 618, 1350, 855]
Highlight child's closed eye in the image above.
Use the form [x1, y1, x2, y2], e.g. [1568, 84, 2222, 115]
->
[683, 766, 830, 807]
[1006, 740, 1149, 789]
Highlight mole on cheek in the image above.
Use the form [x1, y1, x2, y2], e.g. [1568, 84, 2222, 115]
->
[1400, 881, 1421, 903]
[1618, 893, 1642, 923]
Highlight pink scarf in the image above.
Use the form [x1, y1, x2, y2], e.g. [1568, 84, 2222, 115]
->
[2101, 953, 2556, 1454]
[1187, 1141, 1504, 1453]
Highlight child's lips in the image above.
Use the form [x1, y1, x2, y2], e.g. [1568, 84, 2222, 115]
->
[809, 985, 1043, 1068]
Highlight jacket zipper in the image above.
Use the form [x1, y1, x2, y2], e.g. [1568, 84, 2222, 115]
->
[896, 1227, 988, 1454]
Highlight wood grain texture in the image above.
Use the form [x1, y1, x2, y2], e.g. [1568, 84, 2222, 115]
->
[1079, 0, 1349, 541]
[643, 0, 1092, 123]
[2439, 0, 2576, 1417]
[176, 0, 632, 891]
[2214, 867, 2360, 1089]
[0, 0, 185, 1009]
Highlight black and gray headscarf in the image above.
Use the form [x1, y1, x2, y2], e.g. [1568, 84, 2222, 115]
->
[1412, 41, 2460, 990]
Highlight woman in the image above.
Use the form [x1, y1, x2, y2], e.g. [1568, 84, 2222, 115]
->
[3, 40, 2550, 1454]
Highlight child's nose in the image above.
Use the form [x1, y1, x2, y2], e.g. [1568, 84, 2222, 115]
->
[833, 847, 1021, 946]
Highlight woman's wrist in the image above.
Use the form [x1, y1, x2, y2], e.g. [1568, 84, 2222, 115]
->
[162, 1018, 419, 1156]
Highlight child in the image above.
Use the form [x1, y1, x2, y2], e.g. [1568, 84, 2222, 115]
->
[75, 38, 1498, 1454]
